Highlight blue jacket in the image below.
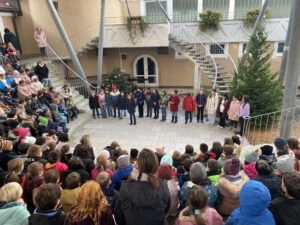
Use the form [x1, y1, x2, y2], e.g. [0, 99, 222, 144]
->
[0, 202, 30, 225]
[196, 93, 206, 106]
[135, 90, 145, 105]
[227, 180, 275, 225]
[111, 165, 133, 191]
[5, 77, 14, 86]
[0, 81, 7, 90]
[118, 95, 127, 110]
[127, 99, 136, 114]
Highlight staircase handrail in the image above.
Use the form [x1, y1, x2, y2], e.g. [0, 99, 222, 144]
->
[243, 107, 297, 120]
[47, 44, 96, 89]
[172, 23, 218, 88]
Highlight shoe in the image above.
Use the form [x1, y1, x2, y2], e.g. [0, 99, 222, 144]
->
[185, 121, 187, 124]
[134, 122, 136, 125]
[171, 116, 174, 123]
[130, 123, 133, 125]
[175, 117, 178, 123]
[190, 120, 192, 123]
[201, 120, 204, 123]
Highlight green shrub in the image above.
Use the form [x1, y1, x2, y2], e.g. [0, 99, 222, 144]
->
[199, 11, 222, 32]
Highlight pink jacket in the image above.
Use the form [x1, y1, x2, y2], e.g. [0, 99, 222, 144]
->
[244, 162, 258, 179]
[91, 168, 113, 180]
[175, 207, 223, 225]
[228, 100, 240, 121]
[18, 85, 32, 98]
[34, 31, 47, 48]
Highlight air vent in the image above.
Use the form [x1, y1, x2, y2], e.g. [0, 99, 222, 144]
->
[157, 47, 169, 55]
[121, 53, 127, 60]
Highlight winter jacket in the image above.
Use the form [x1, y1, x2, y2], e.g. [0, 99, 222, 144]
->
[217, 99, 231, 117]
[61, 169, 90, 188]
[169, 94, 180, 112]
[44, 161, 68, 175]
[135, 90, 145, 105]
[28, 209, 66, 225]
[183, 96, 195, 112]
[145, 93, 152, 103]
[227, 180, 275, 225]
[207, 169, 222, 185]
[98, 93, 106, 106]
[89, 95, 99, 109]
[4, 31, 20, 50]
[74, 144, 95, 160]
[102, 187, 118, 213]
[118, 95, 127, 110]
[179, 181, 218, 210]
[0, 202, 30, 225]
[269, 196, 300, 225]
[228, 100, 241, 121]
[111, 165, 133, 191]
[160, 94, 169, 108]
[216, 173, 249, 216]
[34, 31, 47, 48]
[195, 93, 206, 106]
[151, 94, 161, 110]
[206, 94, 219, 115]
[91, 167, 113, 180]
[0, 151, 18, 171]
[23, 176, 44, 213]
[253, 174, 282, 200]
[237, 103, 250, 117]
[243, 162, 257, 179]
[110, 91, 120, 106]
[60, 187, 81, 213]
[175, 207, 223, 225]
[127, 99, 136, 114]
[34, 64, 49, 81]
[114, 169, 170, 225]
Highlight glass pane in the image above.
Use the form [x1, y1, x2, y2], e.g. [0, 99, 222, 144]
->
[145, 1, 167, 23]
[242, 43, 247, 53]
[148, 76, 156, 84]
[234, 0, 262, 19]
[269, 0, 292, 18]
[203, 0, 230, 20]
[137, 76, 146, 84]
[173, 0, 198, 22]
[277, 42, 285, 53]
[210, 44, 225, 54]
[136, 58, 144, 75]
[147, 57, 156, 75]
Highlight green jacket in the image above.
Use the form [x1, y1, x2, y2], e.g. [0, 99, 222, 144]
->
[160, 94, 169, 108]
[0, 202, 30, 225]
[208, 174, 220, 185]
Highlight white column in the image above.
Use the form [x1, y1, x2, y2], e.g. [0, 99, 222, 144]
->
[198, 0, 203, 20]
[0, 16, 4, 42]
[193, 64, 201, 94]
[167, 0, 173, 20]
[229, 0, 236, 20]
[141, 0, 146, 16]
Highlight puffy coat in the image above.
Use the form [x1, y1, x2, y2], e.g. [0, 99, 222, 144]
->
[228, 100, 241, 121]
[253, 174, 282, 200]
[111, 165, 133, 191]
[89, 95, 99, 109]
[206, 94, 219, 115]
[227, 180, 275, 225]
[195, 93, 206, 106]
[0, 202, 30, 225]
[169, 94, 180, 112]
[182, 96, 195, 112]
[34, 31, 47, 48]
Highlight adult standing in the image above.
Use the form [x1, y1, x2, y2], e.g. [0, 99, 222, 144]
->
[206, 89, 219, 125]
[135, 88, 145, 118]
[34, 60, 51, 87]
[4, 28, 20, 53]
[237, 95, 250, 136]
[34, 26, 47, 59]
[195, 89, 206, 123]
[169, 89, 180, 123]
[151, 89, 161, 119]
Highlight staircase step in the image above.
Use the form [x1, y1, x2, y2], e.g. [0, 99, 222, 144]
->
[68, 111, 91, 136]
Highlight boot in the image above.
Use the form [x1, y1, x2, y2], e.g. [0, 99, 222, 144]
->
[171, 116, 174, 123]
[175, 117, 178, 123]
[134, 120, 136, 125]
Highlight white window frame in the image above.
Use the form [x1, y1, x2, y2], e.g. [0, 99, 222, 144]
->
[238, 42, 247, 58]
[273, 41, 285, 57]
[206, 43, 229, 58]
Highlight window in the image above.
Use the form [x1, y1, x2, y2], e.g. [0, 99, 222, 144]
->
[173, 0, 198, 22]
[277, 42, 285, 53]
[234, 0, 261, 19]
[134, 55, 159, 86]
[145, 0, 167, 23]
[269, 0, 292, 18]
[203, 0, 230, 20]
[210, 44, 225, 55]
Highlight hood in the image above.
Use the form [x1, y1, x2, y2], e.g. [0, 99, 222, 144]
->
[239, 180, 271, 216]
[0, 202, 18, 209]
[49, 103, 57, 112]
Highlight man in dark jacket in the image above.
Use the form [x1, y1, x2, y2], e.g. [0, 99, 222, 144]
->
[195, 89, 206, 123]
[135, 88, 145, 117]
[4, 28, 20, 51]
[117, 91, 127, 119]
[88, 90, 100, 119]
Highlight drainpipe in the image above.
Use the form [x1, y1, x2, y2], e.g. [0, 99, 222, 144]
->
[12, 12, 22, 54]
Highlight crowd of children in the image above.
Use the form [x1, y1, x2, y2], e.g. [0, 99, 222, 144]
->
[0, 129, 300, 225]
[88, 87, 250, 136]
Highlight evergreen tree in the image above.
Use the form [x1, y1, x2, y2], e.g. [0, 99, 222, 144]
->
[230, 26, 283, 116]
[103, 68, 133, 94]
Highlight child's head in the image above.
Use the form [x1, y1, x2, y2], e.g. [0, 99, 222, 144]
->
[120, 91, 124, 96]
[35, 137, 46, 146]
[65, 172, 81, 190]
[68, 157, 85, 170]
[47, 142, 56, 151]
[96, 155, 108, 169]
[8, 158, 24, 174]
[232, 135, 241, 145]
[187, 186, 208, 224]
[27, 162, 43, 178]
[224, 137, 234, 146]
[212, 141, 222, 150]
[47, 150, 60, 164]
[61, 144, 70, 154]
[28, 145, 42, 158]
[287, 137, 300, 150]
[90, 90, 95, 96]
[58, 133, 69, 142]
[130, 148, 139, 161]
[207, 159, 220, 172]
[199, 143, 208, 153]
[255, 160, 272, 176]
[174, 89, 178, 95]
[34, 183, 61, 211]
[31, 76, 39, 83]
[96, 171, 111, 189]
[172, 150, 181, 161]
[182, 158, 193, 172]
[282, 172, 300, 199]
[223, 145, 234, 156]
[0, 182, 23, 203]
[18, 143, 30, 155]
[44, 169, 60, 184]
[127, 94, 132, 100]
[185, 145, 194, 156]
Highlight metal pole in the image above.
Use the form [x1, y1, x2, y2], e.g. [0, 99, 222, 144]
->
[279, 0, 295, 80]
[240, 0, 270, 66]
[97, 0, 105, 89]
[156, 0, 172, 23]
[280, 0, 300, 138]
[45, 0, 90, 92]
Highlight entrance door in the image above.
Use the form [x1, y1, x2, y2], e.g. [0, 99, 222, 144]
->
[134, 55, 159, 87]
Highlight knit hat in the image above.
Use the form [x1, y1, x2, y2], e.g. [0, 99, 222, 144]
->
[160, 154, 173, 166]
[207, 159, 221, 171]
[157, 163, 173, 180]
[39, 117, 48, 126]
[245, 146, 261, 163]
[224, 158, 241, 176]
[260, 145, 273, 156]
[190, 162, 207, 180]
[130, 148, 139, 159]
[18, 127, 30, 138]
[24, 136, 36, 145]
[112, 85, 117, 91]
[99, 150, 110, 159]
[276, 155, 294, 174]
[274, 137, 288, 151]
[0, 139, 13, 151]
[117, 155, 130, 169]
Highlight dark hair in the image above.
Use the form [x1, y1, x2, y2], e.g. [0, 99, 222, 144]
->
[68, 157, 85, 170]
[287, 137, 300, 150]
[182, 159, 193, 172]
[212, 142, 222, 149]
[137, 148, 159, 189]
[65, 172, 81, 189]
[18, 143, 30, 155]
[34, 183, 61, 211]
[283, 172, 300, 199]
[224, 137, 234, 146]
[200, 143, 208, 153]
[255, 160, 272, 176]
[223, 145, 234, 156]
[185, 145, 194, 155]
[35, 137, 46, 145]
[47, 150, 60, 164]
[47, 129, 56, 136]
[58, 133, 69, 142]
[130, 148, 139, 160]
[181, 153, 191, 161]
[232, 135, 241, 145]
[174, 89, 178, 94]
[44, 169, 60, 184]
[4, 28, 10, 33]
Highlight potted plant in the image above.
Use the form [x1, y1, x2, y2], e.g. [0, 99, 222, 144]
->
[199, 11, 222, 32]
[243, 8, 271, 28]
[126, 16, 148, 42]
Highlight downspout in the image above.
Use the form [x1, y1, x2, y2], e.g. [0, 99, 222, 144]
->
[12, 11, 22, 54]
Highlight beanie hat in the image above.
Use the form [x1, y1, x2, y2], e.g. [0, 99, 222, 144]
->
[24, 136, 36, 145]
[276, 155, 294, 174]
[157, 163, 173, 180]
[190, 162, 207, 180]
[112, 85, 117, 91]
[274, 137, 288, 151]
[99, 150, 110, 159]
[224, 158, 241, 176]
[260, 145, 273, 156]
[207, 159, 221, 171]
[160, 154, 173, 166]
[117, 155, 130, 169]
[245, 146, 261, 163]
[18, 127, 30, 138]
[39, 117, 48, 126]
[130, 148, 139, 159]
[0, 139, 13, 151]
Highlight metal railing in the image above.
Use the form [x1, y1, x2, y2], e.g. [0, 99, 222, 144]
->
[47, 44, 95, 98]
[243, 107, 300, 145]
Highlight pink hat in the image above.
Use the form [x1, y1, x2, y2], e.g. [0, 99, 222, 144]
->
[18, 127, 30, 138]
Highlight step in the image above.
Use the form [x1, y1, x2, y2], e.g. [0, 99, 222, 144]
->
[68, 111, 91, 136]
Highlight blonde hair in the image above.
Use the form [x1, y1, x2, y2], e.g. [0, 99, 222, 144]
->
[7, 158, 24, 173]
[0, 182, 23, 202]
[80, 135, 91, 148]
[68, 181, 108, 224]
[172, 150, 182, 161]
[96, 155, 108, 170]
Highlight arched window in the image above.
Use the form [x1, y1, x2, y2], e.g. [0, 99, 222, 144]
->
[134, 55, 159, 86]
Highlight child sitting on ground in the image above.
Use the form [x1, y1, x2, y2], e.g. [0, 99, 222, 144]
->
[172, 150, 182, 169]
[91, 154, 113, 180]
[207, 159, 222, 185]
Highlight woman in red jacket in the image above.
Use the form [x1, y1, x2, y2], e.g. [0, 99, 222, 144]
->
[183, 93, 196, 124]
[169, 89, 180, 123]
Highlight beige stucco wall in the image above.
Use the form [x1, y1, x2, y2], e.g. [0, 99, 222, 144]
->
[2, 16, 15, 33]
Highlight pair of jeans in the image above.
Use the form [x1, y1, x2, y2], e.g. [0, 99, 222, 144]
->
[172, 112, 178, 118]
[185, 111, 192, 122]
[112, 105, 118, 117]
[197, 106, 204, 122]
[92, 108, 100, 118]
[240, 117, 247, 136]
[130, 113, 136, 124]
[208, 114, 216, 125]
[106, 105, 113, 116]
[41, 78, 52, 87]
[154, 109, 159, 118]
[119, 109, 126, 118]
[40, 47, 46, 58]
[146, 102, 152, 117]
[100, 105, 107, 118]
[161, 108, 167, 120]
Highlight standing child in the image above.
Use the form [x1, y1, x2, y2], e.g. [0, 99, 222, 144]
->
[127, 94, 136, 125]
[169, 89, 180, 123]
[228, 95, 240, 130]
[160, 90, 169, 122]
[145, 88, 152, 117]
[135, 88, 145, 118]
[88, 90, 100, 119]
[110, 85, 120, 118]
[105, 89, 113, 117]
[117, 91, 127, 119]
[217, 94, 231, 128]
[61, 84, 71, 107]
[151, 89, 161, 119]
[183, 93, 195, 124]
[195, 89, 206, 123]
[98, 89, 107, 118]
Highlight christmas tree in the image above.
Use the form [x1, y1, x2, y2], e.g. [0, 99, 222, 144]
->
[230, 26, 283, 116]
[103, 68, 134, 94]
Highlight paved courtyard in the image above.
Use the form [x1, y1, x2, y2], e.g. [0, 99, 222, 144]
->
[69, 112, 235, 156]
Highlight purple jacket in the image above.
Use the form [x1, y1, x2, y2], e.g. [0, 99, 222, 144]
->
[238, 103, 250, 117]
